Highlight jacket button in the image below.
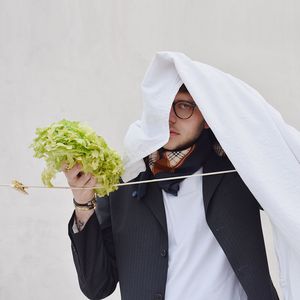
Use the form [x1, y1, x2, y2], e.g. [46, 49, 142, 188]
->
[154, 294, 163, 300]
[132, 190, 138, 198]
[160, 249, 167, 257]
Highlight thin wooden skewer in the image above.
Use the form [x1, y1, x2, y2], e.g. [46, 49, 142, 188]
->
[0, 169, 237, 194]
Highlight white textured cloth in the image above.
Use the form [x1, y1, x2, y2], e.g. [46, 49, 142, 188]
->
[163, 167, 247, 300]
[122, 52, 300, 299]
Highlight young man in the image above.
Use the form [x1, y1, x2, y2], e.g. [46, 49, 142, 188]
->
[65, 85, 280, 300]
[65, 52, 300, 300]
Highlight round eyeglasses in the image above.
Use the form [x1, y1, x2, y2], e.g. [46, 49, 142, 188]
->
[172, 100, 197, 119]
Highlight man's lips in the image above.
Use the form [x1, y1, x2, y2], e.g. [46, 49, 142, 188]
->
[170, 130, 179, 135]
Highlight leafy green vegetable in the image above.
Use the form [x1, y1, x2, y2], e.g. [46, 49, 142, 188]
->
[30, 119, 124, 196]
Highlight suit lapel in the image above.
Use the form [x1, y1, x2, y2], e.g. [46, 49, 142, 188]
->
[202, 153, 234, 213]
[139, 152, 234, 234]
[141, 181, 168, 235]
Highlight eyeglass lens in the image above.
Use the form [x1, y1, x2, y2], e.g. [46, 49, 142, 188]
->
[174, 101, 195, 119]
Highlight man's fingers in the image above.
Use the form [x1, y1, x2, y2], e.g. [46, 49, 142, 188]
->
[85, 176, 97, 187]
[61, 161, 97, 189]
[64, 163, 83, 179]
[76, 173, 93, 187]
[61, 162, 69, 172]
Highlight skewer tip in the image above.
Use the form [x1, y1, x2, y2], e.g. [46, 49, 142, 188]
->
[11, 180, 29, 195]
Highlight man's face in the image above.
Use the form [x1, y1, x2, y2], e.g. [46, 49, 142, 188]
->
[163, 92, 209, 151]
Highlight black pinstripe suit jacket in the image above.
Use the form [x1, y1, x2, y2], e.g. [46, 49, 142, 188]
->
[68, 151, 279, 300]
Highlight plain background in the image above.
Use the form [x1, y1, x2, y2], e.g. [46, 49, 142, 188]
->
[0, 1, 299, 299]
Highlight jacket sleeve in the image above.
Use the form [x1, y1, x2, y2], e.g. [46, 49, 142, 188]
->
[68, 196, 118, 300]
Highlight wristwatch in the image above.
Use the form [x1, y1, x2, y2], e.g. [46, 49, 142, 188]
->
[73, 194, 97, 211]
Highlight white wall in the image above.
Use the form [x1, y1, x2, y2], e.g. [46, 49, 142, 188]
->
[0, 1, 299, 299]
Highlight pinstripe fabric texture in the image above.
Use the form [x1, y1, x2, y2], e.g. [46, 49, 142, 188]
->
[68, 151, 279, 300]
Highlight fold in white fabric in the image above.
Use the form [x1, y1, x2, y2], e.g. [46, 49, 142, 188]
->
[122, 51, 300, 299]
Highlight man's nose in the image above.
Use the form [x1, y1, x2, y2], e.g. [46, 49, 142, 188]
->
[169, 106, 177, 123]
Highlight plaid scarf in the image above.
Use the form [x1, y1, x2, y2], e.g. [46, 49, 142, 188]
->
[137, 129, 218, 198]
[149, 146, 196, 175]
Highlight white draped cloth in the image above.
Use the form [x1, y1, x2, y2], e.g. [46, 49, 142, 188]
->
[121, 51, 300, 300]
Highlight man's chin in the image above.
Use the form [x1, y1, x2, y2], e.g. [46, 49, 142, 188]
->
[163, 140, 195, 151]
[162, 142, 175, 151]
[163, 128, 206, 151]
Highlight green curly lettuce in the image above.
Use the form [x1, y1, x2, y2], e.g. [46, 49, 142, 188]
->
[29, 119, 124, 197]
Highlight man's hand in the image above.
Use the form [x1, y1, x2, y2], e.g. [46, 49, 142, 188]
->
[62, 162, 97, 204]
[62, 162, 97, 231]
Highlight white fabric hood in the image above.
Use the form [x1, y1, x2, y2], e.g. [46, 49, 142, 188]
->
[122, 51, 300, 299]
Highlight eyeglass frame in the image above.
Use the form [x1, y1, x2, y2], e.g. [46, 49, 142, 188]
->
[172, 100, 197, 119]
